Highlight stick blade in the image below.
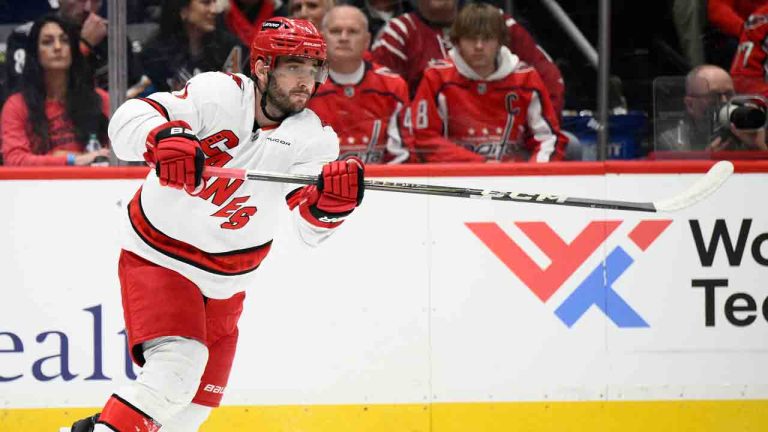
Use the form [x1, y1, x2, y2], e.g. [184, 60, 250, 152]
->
[653, 160, 734, 212]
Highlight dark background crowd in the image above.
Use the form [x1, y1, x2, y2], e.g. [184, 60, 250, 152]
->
[0, 0, 766, 166]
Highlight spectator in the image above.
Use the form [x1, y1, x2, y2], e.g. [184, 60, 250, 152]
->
[411, 2, 566, 163]
[370, 0, 564, 115]
[657, 64, 766, 151]
[141, 0, 246, 92]
[706, 0, 763, 69]
[730, 4, 768, 97]
[1, 14, 110, 166]
[308, 5, 412, 163]
[222, 0, 286, 46]
[289, 0, 334, 31]
[4, 0, 144, 97]
[344, 0, 413, 40]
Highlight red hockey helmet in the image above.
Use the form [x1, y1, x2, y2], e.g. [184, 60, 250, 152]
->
[250, 17, 328, 81]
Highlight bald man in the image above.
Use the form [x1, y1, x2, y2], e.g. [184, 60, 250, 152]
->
[657, 64, 766, 151]
[307, 5, 414, 163]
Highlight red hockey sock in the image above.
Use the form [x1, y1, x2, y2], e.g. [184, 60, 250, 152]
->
[97, 394, 161, 432]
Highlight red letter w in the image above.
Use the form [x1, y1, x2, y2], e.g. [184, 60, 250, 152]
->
[466, 221, 621, 301]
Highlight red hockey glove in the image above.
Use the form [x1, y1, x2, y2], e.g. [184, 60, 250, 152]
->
[145, 120, 204, 191]
[316, 156, 365, 214]
[286, 157, 365, 225]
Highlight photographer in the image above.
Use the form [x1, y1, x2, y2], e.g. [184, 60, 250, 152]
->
[657, 64, 767, 152]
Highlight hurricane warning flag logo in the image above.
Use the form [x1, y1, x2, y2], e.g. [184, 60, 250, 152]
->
[467, 220, 673, 328]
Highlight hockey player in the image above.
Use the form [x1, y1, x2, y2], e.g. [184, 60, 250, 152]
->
[370, 0, 565, 115]
[308, 5, 413, 164]
[70, 17, 364, 432]
[411, 2, 567, 163]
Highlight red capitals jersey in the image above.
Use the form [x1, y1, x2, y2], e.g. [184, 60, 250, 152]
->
[730, 5, 768, 97]
[370, 11, 564, 114]
[412, 47, 567, 163]
[708, 0, 765, 37]
[308, 62, 413, 164]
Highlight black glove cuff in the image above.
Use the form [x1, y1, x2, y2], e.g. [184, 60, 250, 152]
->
[355, 165, 365, 206]
[194, 147, 205, 186]
[154, 127, 198, 143]
[308, 204, 354, 220]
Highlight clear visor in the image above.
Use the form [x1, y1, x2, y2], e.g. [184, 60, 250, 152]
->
[271, 57, 329, 83]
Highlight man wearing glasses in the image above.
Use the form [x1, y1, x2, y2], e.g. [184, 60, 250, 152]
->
[657, 64, 766, 152]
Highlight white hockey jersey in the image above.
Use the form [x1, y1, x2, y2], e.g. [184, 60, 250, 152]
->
[109, 71, 340, 299]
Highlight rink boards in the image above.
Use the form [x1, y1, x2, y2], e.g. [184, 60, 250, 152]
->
[1, 161, 767, 431]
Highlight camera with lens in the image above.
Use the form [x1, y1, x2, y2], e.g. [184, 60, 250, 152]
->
[713, 94, 767, 136]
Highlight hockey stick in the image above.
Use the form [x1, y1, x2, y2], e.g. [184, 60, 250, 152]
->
[203, 160, 734, 213]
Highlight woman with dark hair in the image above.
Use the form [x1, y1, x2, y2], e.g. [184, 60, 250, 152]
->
[141, 0, 247, 92]
[1, 14, 110, 166]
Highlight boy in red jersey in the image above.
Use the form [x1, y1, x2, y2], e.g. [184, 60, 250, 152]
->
[411, 2, 567, 163]
[370, 0, 564, 114]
